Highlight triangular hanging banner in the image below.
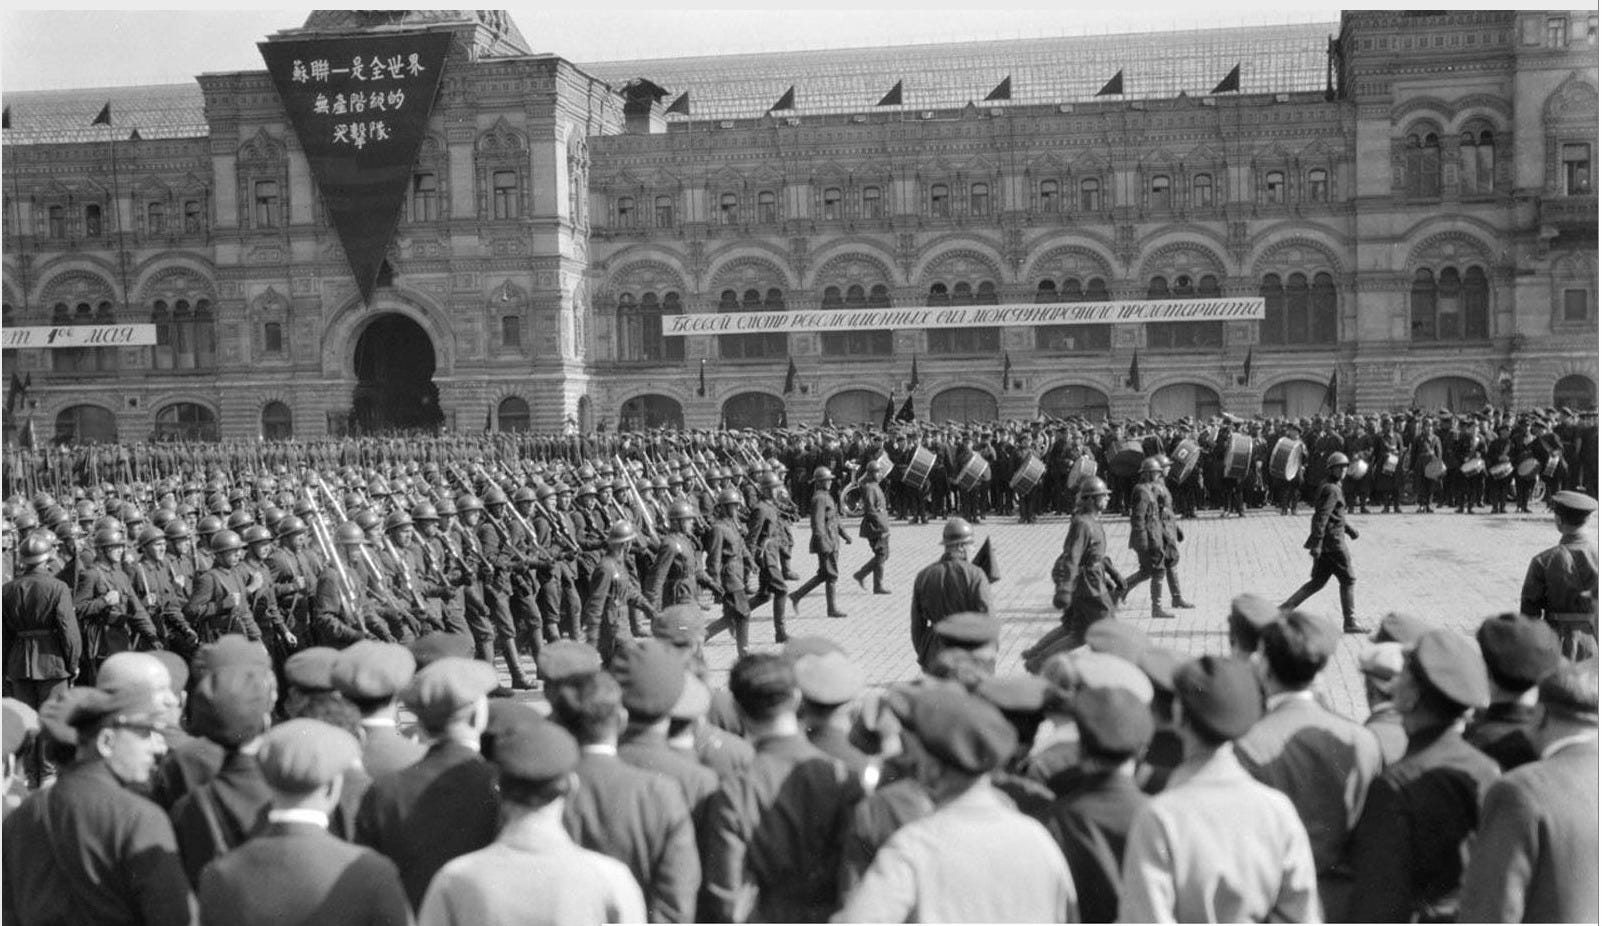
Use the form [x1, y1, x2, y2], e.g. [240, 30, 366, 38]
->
[90, 102, 111, 126]
[983, 76, 1012, 102]
[2, 106, 10, 130]
[665, 91, 690, 115]
[1211, 63, 1241, 94]
[877, 80, 903, 106]
[770, 86, 796, 112]
[1095, 70, 1124, 97]
[260, 30, 452, 306]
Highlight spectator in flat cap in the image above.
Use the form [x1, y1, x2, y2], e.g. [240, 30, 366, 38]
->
[1346, 629, 1501, 922]
[1226, 593, 1280, 659]
[974, 675, 1056, 819]
[923, 611, 1000, 687]
[1357, 642, 1408, 765]
[1044, 687, 1153, 924]
[1467, 612, 1562, 770]
[701, 653, 862, 924]
[419, 711, 646, 926]
[409, 632, 473, 670]
[2, 698, 38, 818]
[171, 664, 277, 884]
[1120, 656, 1318, 923]
[1521, 488, 1598, 659]
[536, 639, 602, 685]
[198, 719, 410, 926]
[1373, 610, 1430, 646]
[546, 668, 698, 924]
[333, 641, 424, 778]
[615, 644, 719, 832]
[282, 646, 343, 721]
[1233, 611, 1383, 921]
[355, 657, 501, 910]
[3, 682, 197, 926]
[1461, 657, 1599, 924]
[1084, 617, 1149, 664]
[795, 651, 872, 780]
[836, 685, 1076, 924]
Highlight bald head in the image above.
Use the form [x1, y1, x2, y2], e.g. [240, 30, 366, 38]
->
[97, 652, 180, 724]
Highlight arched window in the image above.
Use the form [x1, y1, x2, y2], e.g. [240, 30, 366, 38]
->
[501, 314, 522, 348]
[491, 171, 518, 219]
[653, 194, 675, 228]
[155, 402, 219, 442]
[1459, 128, 1496, 195]
[719, 192, 739, 225]
[927, 281, 1000, 354]
[616, 291, 684, 362]
[722, 392, 786, 429]
[1413, 376, 1487, 412]
[619, 394, 684, 431]
[821, 283, 891, 356]
[1150, 175, 1171, 210]
[825, 390, 889, 426]
[1412, 266, 1490, 341]
[1149, 383, 1221, 420]
[254, 181, 280, 228]
[930, 387, 998, 423]
[1307, 168, 1329, 202]
[823, 187, 842, 221]
[54, 405, 119, 444]
[48, 205, 66, 239]
[969, 182, 990, 216]
[1036, 277, 1111, 351]
[1038, 179, 1059, 213]
[1039, 385, 1110, 421]
[929, 183, 950, 217]
[497, 396, 531, 432]
[1146, 275, 1224, 349]
[151, 298, 216, 370]
[146, 201, 166, 235]
[1264, 171, 1286, 204]
[1554, 374, 1597, 411]
[263, 322, 284, 355]
[1406, 131, 1442, 199]
[84, 204, 102, 237]
[1079, 177, 1101, 212]
[616, 196, 635, 226]
[410, 172, 440, 222]
[1192, 173, 1214, 207]
[1261, 380, 1330, 418]
[261, 401, 293, 440]
[54, 299, 118, 373]
[718, 287, 787, 360]
[758, 190, 779, 223]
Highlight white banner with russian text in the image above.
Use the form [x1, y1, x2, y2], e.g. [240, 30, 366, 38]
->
[662, 298, 1264, 336]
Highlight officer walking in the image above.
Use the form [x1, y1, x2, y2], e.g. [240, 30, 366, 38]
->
[909, 518, 991, 671]
[789, 467, 851, 619]
[1279, 452, 1368, 634]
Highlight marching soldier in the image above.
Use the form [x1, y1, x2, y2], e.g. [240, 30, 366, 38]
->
[581, 520, 656, 663]
[909, 517, 992, 671]
[646, 499, 717, 611]
[1279, 452, 1368, 634]
[448, 493, 500, 665]
[466, 490, 535, 689]
[75, 527, 159, 682]
[850, 464, 893, 595]
[310, 521, 394, 647]
[127, 525, 199, 659]
[790, 466, 851, 619]
[185, 529, 264, 646]
[267, 515, 324, 650]
[411, 501, 472, 639]
[1120, 457, 1194, 619]
[746, 472, 791, 644]
[530, 484, 582, 641]
[1025, 477, 1122, 670]
[2, 533, 81, 711]
[704, 488, 756, 656]
[242, 524, 296, 656]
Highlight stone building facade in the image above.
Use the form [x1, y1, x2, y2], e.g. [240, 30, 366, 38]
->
[1, 10, 1596, 442]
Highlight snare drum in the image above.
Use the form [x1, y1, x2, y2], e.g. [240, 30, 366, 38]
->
[870, 451, 893, 481]
[1269, 437, 1305, 482]
[1140, 434, 1166, 458]
[1489, 461, 1514, 480]
[1516, 457, 1539, 479]
[1382, 452, 1399, 475]
[1223, 433, 1253, 481]
[1010, 455, 1045, 494]
[1460, 458, 1485, 476]
[905, 446, 936, 491]
[1347, 457, 1370, 481]
[1110, 440, 1145, 479]
[1424, 458, 1447, 480]
[955, 455, 991, 492]
[1067, 454, 1098, 492]
[1170, 439, 1200, 483]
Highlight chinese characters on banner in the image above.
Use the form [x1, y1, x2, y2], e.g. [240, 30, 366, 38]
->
[260, 31, 452, 305]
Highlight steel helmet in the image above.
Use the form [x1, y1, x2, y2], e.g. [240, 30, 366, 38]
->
[482, 486, 509, 507]
[354, 509, 383, 532]
[241, 525, 274, 546]
[535, 484, 557, 502]
[93, 527, 128, 549]
[940, 517, 974, 545]
[74, 500, 98, 523]
[410, 502, 439, 523]
[135, 525, 167, 550]
[650, 476, 669, 491]
[40, 505, 70, 529]
[164, 520, 194, 542]
[197, 514, 225, 536]
[1078, 477, 1112, 498]
[149, 508, 177, 531]
[335, 521, 368, 545]
[512, 486, 538, 505]
[667, 472, 684, 486]
[634, 478, 652, 494]
[1326, 451, 1350, 468]
[716, 488, 743, 508]
[383, 510, 414, 533]
[811, 466, 835, 483]
[19, 534, 55, 566]
[275, 515, 309, 538]
[455, 493, 484, 514]
[1140, 456, 1167, 474]
[117, 503, 145, 525]
[667, 500, 697, 522]
[758, 472, 782, 490]
[433, 495, 458, 518]
[261, 507, 286, 532]
[607, 520, 638, 544]
[611, 477, 631, 493]
[210, 529, 246, 554]
[13, 510, 39, 533]
[225, 510, 256, 532]
[576, 483, 598, 499]
[94, 515, 123, 534]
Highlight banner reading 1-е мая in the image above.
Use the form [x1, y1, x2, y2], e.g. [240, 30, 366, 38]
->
[662, 297, 1265, 335]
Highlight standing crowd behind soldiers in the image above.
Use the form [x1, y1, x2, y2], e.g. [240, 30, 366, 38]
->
[0, 405, 1597, 926]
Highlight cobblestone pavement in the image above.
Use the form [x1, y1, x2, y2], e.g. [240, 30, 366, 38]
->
[679, 507, 1563, 721]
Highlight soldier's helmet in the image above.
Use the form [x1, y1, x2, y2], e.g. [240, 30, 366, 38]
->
[275, 516, 308, 539]
[716, 488, 743, 508]
[354, 509, 383, 533]
[1077, 477, 1112, 498]
[197, 514, 226, 537]
[383, 510, 414, 534]
[651, 476, 670, 491]
[241, 525, 274, 547]
[164, 520, 194, 542]
[940, 517, 974, 545]
[576, 483, 598, 499]
[136, 525, 167, 550]
[1326, 451, 1350, 468]
[19, 534, 54, 566]
[607, 520, 638, 544]
[225, 510, 256, 532]
[1140, 456, 1167, 474]
[758, 472, 782, 490]
[210, 529, 246, 554]
[811, 466, 835, 483]
[455, 493, 484, 514]
[482, 486, 509, 507]
[93, 527, 128, 549]
[94, 515, 123, 534]
[335, 522, 368, 545]
[668, 500, 697, 522]
[512, 486, 538, 505]
[410, 502, 439, 523]
[535, 484, 557, 502]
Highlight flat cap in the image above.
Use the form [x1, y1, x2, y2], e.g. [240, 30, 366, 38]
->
[258, 719, 361, 793]
[1040, 650, 1153, 705]
[1411, 629, 1491, 710]
[1374, 612, 1430, 646]
[150, 651, 190, 696]
[932, 612, 1000, 647]
[1358, 642, 1406, 685]
[284, 647, 341, 693]
[536, 640, 603, 683]
[332, 642, 417, 701]
[409, 632, 474, 670]
[1173, 656, 1263, 740]
[189, 666, 274, 748]
[613, 639, 687, 720]
[1477, 614, 1561, 691]
[39, 683, 168, 745]
[1085, 620, 1149, 664]
[493, 711, 580, 786]
[1551, 490, 1598, 514]
[1538, 657, 1599, 722]
[782, 635, 846, 661]
[402, 657, 499, 730]
[1229, 594, 1280, 633]
[1136, 648, 1181, 694]
[975, 674, 1051, 715]
[482, 699, 541, 762]
[1073, 687, 1155, 760]
[193, 635, 272, 678]
[669, 672, 712, 721]
[651, 604, 706, 648]
[3, 699, 39, 757]
[794, 651, 865, 706]
[902, 685, 1017, 775]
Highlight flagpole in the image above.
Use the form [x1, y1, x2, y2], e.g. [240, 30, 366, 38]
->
[106, 127, 133, 320]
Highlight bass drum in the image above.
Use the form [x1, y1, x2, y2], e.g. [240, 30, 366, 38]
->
[1109, 439, 1145, 479]
[1010, 455, 1045, 494]
[1424, 458, 1448, 480]
[904, 446, 936, 491]
[1347, 456, 1370, 481]
[1169, 439, 1201, 483]
[1223, 433, 1253, 481]
[1460, 458, 1485, 476]
[1067, 454, 1098, 493]
[1516, 456, 1540, 479]
[954, 454, 991, 492]
[1381, 452, 1400, 475]
[1488, 461, 1514, 480]
[1269, 437, 1305, 481]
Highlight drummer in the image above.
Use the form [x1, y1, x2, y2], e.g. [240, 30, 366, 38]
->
[1271, 422, 1306, 517]
[1373, 415, 1404, 514]
[1486, 420, 1516, 515]
[1412, 417, 1445, 514]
